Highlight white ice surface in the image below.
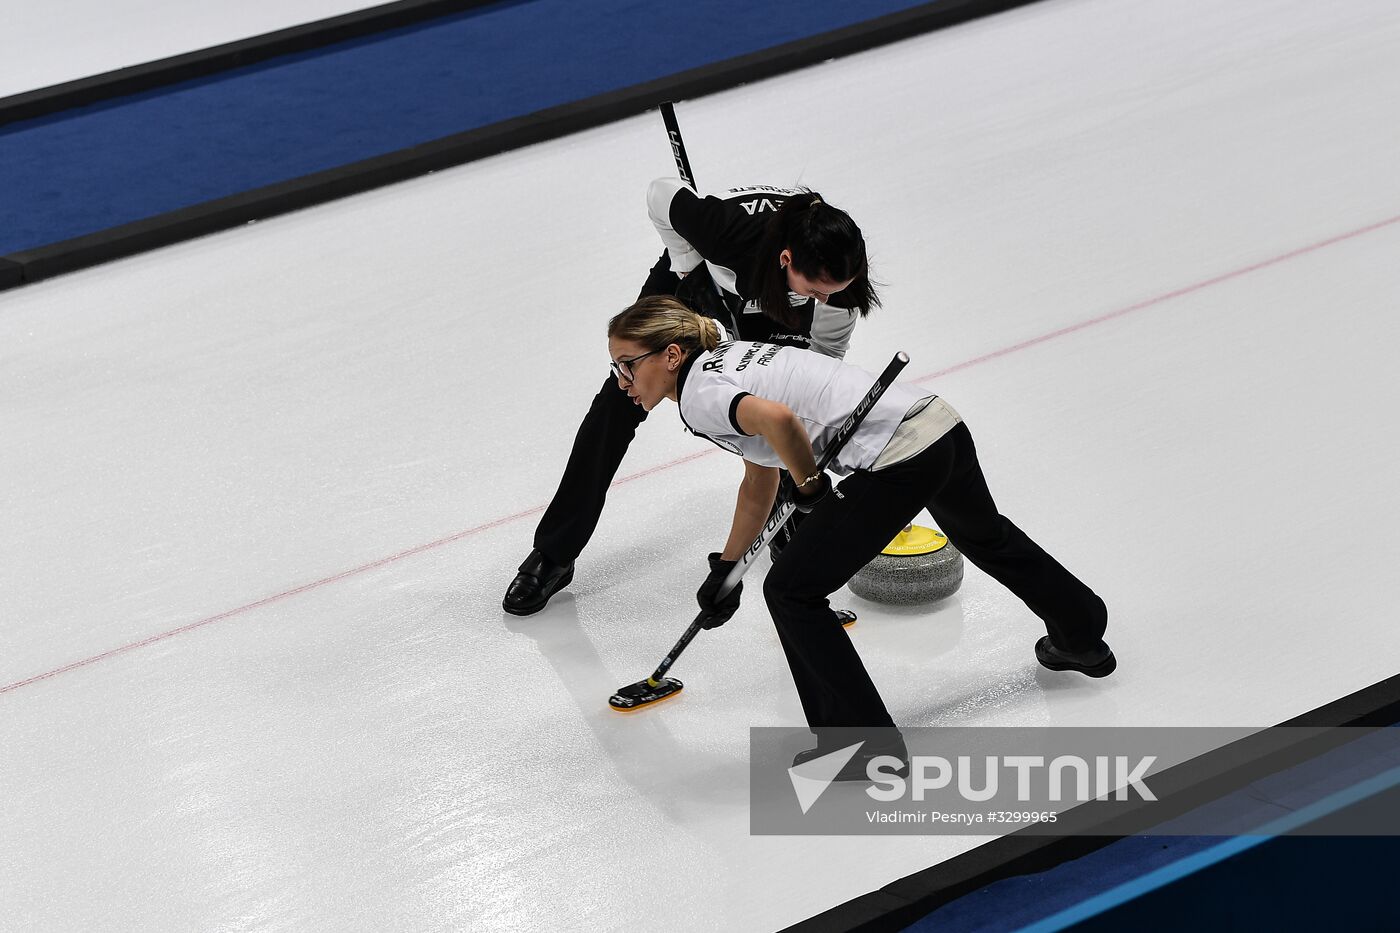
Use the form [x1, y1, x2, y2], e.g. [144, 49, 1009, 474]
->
[3, 0, 1400, 929]
[2, 0, 386, 98]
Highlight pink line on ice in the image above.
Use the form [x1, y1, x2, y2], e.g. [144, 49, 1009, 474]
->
[5, 213, 1399, 695]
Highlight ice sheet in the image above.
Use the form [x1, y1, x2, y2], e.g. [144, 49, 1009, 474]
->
[3, 0, 1399, 929]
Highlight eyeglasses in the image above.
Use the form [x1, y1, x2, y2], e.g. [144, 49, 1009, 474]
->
[609, 348, 662, 383]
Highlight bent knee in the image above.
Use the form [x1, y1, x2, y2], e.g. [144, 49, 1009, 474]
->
[762, 569, 791, 610]
[763, 563, 829, 613]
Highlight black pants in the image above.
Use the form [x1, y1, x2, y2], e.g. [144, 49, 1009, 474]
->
[533, 374, 648, 563]
[763, 421, 1109, 731]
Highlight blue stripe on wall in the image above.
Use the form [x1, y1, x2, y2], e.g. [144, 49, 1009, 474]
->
[0, 0, 936, 254]
[1011, 765, 1400, 933]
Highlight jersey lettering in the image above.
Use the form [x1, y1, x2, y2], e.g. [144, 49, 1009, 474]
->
[733, 342, 765, 372]
[725, 185, 797, 195]
[739, 198, 785, 216]
[701, 340, 735, 371]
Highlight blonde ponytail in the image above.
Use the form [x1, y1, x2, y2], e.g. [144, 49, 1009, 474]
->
[609, 295, 722, 355]
[695, 314, 720, 351]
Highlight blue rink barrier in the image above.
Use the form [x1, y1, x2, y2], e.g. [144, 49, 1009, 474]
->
[1012, 780, 1400, 932]
[783, 675, 1400, 932]
[0, 0, 1041, 289]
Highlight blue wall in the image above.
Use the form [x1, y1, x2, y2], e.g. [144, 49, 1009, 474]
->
[0, 0, 938, 255]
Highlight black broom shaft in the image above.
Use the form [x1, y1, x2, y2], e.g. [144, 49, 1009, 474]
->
[719, 350, 910, 598]
[646, 352, 910, 683]
[644, 99, 700, 688]
[660, 101, 697, 190]
[649, 620, 704, 684]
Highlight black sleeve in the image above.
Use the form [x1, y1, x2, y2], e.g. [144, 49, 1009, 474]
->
[638, 249, 680, 300]
[728, 392, 754, 435]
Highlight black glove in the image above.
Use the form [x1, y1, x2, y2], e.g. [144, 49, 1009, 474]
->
[780, 471, 831, 514]
[696, 552, 742, 629]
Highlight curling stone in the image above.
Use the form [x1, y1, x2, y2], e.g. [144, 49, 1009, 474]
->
[847, 525, 964, 605]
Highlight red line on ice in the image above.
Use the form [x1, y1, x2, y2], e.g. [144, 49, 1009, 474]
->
[5, 213, 1398, 695]
[0, 450, 716, 695]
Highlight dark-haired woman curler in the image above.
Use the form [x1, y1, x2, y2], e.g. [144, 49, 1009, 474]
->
[505, 179, 880, 615]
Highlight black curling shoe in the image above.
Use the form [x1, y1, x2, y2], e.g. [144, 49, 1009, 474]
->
[1035, 636, 1117, 678]
[503, 549, 574, 616]
[793, 734, 911, 782]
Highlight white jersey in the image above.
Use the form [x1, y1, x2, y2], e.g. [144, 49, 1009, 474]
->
[676, 341, 948, 475]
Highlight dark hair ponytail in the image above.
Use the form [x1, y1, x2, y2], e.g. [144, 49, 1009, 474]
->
[749, 190, 880, 328]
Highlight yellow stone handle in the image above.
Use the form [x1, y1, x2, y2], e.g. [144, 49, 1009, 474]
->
[882, 524, 950, 556]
